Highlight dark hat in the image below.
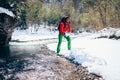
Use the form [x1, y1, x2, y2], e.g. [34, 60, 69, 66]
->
[65, 16, 70, 19]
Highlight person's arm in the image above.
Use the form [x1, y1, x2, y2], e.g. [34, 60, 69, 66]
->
[67, 23, 72, 33]
[64, 23, 72, 37]
[69, 23, 72, 33]
[60, 22, 66, 34]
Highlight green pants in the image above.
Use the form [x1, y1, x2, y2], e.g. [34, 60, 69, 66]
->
[57, 34, 71, 54]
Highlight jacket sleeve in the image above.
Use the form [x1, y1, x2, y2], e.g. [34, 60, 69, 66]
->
[60, 23, 66, 34]
[69, 24, 72, 33]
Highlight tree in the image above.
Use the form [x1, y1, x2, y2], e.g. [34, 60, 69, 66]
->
[82, 0, 120, 30]
[0, 0, 26, 45]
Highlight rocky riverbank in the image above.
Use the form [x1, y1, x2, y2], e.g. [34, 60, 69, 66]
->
[0, 45, 104, 80]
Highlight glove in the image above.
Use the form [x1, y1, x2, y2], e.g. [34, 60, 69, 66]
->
[65, 32, 71, 37]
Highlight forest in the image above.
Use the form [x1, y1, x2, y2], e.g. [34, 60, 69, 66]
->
[0, 0, 120, 45]
[20, 0, 120, 32]
[1, 0, 120, 31]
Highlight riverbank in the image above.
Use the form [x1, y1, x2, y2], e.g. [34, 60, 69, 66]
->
[0, 44, 103, 80]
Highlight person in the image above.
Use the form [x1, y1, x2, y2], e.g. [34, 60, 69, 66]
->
[57, 16, 72, 54]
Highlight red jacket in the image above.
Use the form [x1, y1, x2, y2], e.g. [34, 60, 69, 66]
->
[59, 22, 72, 34]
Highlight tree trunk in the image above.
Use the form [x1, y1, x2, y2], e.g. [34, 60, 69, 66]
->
[115, 6, 120, 28]
[0, 13, 18, 45]
[98, 6, 105, 28]
[73, 0, 81, 12]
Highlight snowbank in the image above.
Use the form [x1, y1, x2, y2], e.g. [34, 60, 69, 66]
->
[0, 7, 15, 17]
[47, 37, 120, 80]
[12, 25, 58, 42]
[97, 27, 120, 39]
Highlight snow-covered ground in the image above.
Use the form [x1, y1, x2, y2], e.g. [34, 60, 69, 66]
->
[48, 36, 120, 80]
[12, 25, 58, 42]
[11, 26, 120, 80]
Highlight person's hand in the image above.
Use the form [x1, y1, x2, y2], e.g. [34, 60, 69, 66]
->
[65, 32, 71, 37]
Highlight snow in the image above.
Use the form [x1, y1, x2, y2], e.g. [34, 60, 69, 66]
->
[97, 27, 120, 38]
[0, 7, 15, 17]
[47, 36, 120, 80]
[116, 30, 120, 37]
[12, 23, 93, 42]
[12, 25, 58, 42]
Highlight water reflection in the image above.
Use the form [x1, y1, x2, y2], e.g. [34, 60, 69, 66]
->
[0, 45, 10, 60]
[0, 44, 42, 60]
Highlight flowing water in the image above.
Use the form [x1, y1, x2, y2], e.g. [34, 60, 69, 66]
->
[0, 44, 41, 60]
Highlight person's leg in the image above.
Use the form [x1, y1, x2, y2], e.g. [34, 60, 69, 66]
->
[65, 36, 71, 50]
[57, 34, 63, 54]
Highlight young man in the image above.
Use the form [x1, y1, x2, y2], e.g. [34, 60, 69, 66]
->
[57, 16, 72, 54]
